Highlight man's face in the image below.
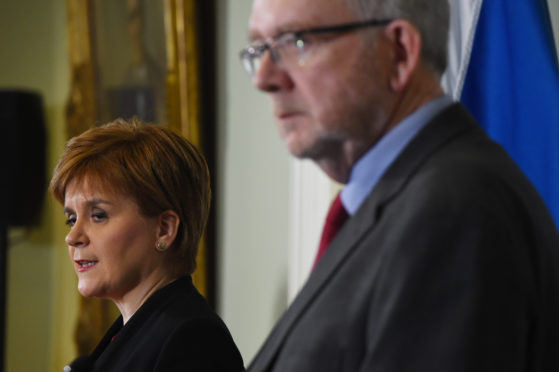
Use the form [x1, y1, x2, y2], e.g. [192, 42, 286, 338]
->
[248, 0, 393, 166]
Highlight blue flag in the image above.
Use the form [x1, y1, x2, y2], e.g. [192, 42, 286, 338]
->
[458, 0, 559, 227]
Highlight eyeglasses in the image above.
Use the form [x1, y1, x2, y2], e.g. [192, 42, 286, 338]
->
[239, 18, 393, 78]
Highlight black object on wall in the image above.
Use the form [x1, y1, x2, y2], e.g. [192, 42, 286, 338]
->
[0, 89, 47, 372]
[0, 89, 47, 226]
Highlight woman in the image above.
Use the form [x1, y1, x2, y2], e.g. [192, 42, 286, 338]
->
[51, 119, 244, 371]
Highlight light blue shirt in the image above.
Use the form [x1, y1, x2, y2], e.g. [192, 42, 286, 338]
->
[340, 95, 453, 215]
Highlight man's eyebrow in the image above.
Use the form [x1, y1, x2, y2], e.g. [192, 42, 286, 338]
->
[247, 22, 306, 42]
[248, 29, 264, 43]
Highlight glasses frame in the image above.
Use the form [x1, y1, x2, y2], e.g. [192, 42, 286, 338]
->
[240, 18, 393, 77]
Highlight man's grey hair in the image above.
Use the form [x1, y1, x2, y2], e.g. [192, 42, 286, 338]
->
[348, 0, 449, 76]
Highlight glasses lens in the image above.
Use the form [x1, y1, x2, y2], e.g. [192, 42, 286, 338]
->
[273, 34, 307, 67]
[240, 48, 257, 77]
[239, 34, 305, 77]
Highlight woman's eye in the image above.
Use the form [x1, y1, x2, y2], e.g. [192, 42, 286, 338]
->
[92, 212, 107, 222]
[65, 217, 76, 227]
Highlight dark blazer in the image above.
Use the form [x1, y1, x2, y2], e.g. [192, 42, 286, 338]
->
[66, 276, 244, 372]
[248, 103, 559, 371]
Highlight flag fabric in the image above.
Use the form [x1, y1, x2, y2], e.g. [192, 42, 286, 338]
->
[443, 0, 559, 227]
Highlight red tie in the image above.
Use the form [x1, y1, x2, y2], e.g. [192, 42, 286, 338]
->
[313, 192, 349, 267]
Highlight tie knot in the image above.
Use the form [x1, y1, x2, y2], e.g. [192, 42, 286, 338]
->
[313, 192, 349, 267]
[326, 193, 349, 227]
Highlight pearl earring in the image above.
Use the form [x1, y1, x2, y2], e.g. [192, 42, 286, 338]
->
[156, 241, 167, 251]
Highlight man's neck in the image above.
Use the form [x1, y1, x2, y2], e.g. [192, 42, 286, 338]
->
[384, 70, 445, 138]
[316, 76, 444, 184]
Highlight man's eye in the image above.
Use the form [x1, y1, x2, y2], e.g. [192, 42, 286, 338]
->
[292, 36, 306, 49]
[277, 34, 301, 48]
[285, 35, 312, 54]
[246, 41, 266, 55]
[254, 42, 268, 53]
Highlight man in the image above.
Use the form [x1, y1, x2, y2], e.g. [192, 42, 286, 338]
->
[240, 0, 559, 370]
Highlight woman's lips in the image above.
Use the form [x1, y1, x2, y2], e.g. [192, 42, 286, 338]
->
[75, 260, 98, 272]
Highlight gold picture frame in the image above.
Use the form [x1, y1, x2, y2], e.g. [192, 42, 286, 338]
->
[65, 0, 214, 355]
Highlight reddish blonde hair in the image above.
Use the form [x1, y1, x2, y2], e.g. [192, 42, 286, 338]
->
[50, 118, 211, 276]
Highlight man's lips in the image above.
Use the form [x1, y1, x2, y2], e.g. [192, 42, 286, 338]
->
[277, 113, 306, 125]
[278, 112, 297, 119]
[276, 109, 304, 120]
[74, 260, 98, 272]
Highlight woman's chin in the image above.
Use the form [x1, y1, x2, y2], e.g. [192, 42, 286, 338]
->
[77, 281, 98, 298]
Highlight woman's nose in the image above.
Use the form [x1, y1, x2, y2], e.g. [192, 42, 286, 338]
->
[65, 221, 89, 248]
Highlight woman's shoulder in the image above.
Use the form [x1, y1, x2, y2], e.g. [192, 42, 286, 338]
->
[135, 276, 237, 343]
[100, 276, 244, 371]
[151, 275, 220, 321]
[152, 317, 245, 372]
[145, 276, 245, 371]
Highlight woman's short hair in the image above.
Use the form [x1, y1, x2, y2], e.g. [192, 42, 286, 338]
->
[50, 118, 211, 276]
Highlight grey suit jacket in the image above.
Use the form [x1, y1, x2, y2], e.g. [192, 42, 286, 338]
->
[248, 103, 559, 372]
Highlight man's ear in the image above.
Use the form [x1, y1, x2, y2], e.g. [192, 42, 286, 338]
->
[384, 19, 422, 92]
[155, 210, 180, 251]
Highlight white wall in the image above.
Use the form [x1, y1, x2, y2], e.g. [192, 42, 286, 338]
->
[216, 0, 290, 364]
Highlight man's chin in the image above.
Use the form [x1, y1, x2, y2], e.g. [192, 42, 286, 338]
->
[284, 132, 334, 160]
[287, 145, 324, 162]
[284, 137, 313, 159]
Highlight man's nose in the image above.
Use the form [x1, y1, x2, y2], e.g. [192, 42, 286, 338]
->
[253, 51, 294, 93]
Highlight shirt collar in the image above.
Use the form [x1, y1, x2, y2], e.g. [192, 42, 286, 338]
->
[341, 95, 453, 215]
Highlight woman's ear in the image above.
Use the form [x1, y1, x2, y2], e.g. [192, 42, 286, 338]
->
[384, 19, 422, 92]
[155, 210, 180, 251]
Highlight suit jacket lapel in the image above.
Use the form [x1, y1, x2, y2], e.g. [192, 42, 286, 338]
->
[249, 103, 479, 371]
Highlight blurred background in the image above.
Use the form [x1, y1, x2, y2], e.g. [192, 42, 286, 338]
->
[0, 1, 558, 371]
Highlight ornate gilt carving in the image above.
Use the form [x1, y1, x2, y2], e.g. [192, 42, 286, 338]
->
[163, 0, 207, 297]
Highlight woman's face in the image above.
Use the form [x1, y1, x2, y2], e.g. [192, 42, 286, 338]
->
[63, 178, 164, 303]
